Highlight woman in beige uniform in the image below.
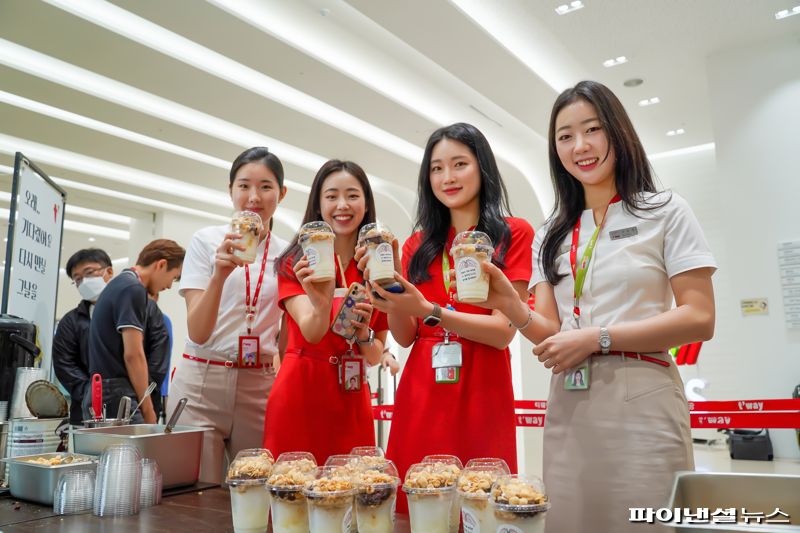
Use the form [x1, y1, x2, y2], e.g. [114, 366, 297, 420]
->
[466, 81, 717, 531]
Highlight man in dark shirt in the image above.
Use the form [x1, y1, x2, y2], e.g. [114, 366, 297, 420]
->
[54, 248, 173, 425]
[86, 239, 184, 424]
[53, 249, 114, 425]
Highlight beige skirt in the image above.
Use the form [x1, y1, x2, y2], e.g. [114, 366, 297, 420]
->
[543, 353, 693, 532]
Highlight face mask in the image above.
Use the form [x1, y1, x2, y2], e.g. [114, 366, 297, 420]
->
[78, 275, 107, 302]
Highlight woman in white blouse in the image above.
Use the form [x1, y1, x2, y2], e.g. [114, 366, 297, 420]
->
[170, 147, 288, 483]
[465, 81, 716, 532]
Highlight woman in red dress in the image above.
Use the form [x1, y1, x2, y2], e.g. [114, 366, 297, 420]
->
[366, 123, 534, 512]
[263, 160, 388, 463]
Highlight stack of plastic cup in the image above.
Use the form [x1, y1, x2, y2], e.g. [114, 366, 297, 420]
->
[9, 367, 45, 419]
[422, 455, 463, 533]
[140, 458, 162, 508]
[53, 469, 95, 515]
[93, 444, 142, 517]
[0, 400, 9, 422]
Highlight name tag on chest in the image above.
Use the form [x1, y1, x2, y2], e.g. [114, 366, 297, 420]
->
[609, 226, 638, 241]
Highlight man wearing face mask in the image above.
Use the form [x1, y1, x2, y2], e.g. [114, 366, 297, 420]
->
[53, 249, 115, 425]
[54, 248, 173, 425]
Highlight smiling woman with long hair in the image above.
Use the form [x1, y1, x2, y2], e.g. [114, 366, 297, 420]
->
[476, 81, 717, 531]
[365, 123, 534, 513]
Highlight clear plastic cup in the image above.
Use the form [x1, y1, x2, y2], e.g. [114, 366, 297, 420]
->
[94, 444, 142, 517]
[457, 464, 507, 533]
[226, 449, 274, 533]
[464, 457, 511, 474]
[422, 455, 463, 532]
[140, 458, 163, 508]
[357, 222, 396, 285]
[354, 461, 399, 533]
[232, 211, 263, 264]
[299, 221, 336, 282]
[304, 466, 355, 533]
[268, 452, 317, 533]
[53, 468, 95, 515]
[450, 231, 494, 303]
[403, 462, 458, 533]
[490, 474, 549, 533]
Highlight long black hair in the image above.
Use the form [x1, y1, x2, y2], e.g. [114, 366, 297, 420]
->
[407, 123, 512, 284]
[540, 80, 669, 285]
[276, 160, 377, 277]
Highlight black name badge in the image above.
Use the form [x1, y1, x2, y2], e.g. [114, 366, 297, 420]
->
[609, 226, 638, 241]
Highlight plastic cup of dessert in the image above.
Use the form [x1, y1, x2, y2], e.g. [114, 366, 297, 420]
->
[303, 466, 355, 533]
[403, 462, 457, 533]
[422, 455, 463, 533]
[231, 210, 263, 264]
[226, 448, 274, 533]
[267, 452, 317, 533]
[357, 222, 396, 285]
[450, 231, 494, 303]
[457, 464, 507, 533]
[354, 461, 399, 533]
[299, 221, 336, 282]
[490, 474, 549, 533]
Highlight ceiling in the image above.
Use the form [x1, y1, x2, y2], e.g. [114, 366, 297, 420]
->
[1, 0, 798, 263]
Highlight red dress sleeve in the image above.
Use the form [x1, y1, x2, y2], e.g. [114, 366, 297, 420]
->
[500, 217, 534, 283]
[277, 258, 306, 311]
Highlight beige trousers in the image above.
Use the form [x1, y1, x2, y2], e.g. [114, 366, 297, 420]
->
[543, 353, 693, 533]
[169, 356, 275, 484]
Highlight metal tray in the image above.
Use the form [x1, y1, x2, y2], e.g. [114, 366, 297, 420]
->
[72, 424, 210, 489]
[1, 452, 96, 505]
[666, 471, 800, 531]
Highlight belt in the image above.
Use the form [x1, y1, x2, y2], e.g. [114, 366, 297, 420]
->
[182, 353, 273, 369]
[592, 351, 671, 367]
[285, 348, 340, 365]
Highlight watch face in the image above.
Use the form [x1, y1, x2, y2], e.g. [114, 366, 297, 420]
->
[600, 337, 611, 349]
[423, 316, 441, 327]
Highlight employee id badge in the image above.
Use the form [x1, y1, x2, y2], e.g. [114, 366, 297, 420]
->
[238, 336, 261, 367]
[564, 360, 590, 391]
[432, 338, 462, 384]
[340, 356, 364, 393]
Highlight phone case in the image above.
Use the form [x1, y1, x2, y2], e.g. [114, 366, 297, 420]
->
[331, 282, 368, 339]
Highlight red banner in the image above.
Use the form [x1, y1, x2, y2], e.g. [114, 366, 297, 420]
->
[374, 401, 800, 429]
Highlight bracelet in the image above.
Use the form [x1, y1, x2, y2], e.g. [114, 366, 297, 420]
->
[509, 308, 533, 330]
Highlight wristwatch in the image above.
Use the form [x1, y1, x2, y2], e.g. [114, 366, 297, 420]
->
[599, 327, 611, 355]
[356, 328, 375, 346]
[422, 303, 442, 327]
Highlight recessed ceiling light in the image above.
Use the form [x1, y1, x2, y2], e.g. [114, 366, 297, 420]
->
[88, 237, 96, 242]
[638, 97, 661, 107]
[666, 128, 685, 136]
[555, 1, 584, 15]
[602, 56, 628, 68]
[624, 78, 643, 87]
[775, 5, 800, 19]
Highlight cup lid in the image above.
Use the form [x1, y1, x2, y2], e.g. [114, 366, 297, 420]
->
[226, 448, 274, 483]
[302, 466, 356, 497]
[491, 474, 548, 511]
[457, 464, 507, 497]
[464, 457, 511, 474]
[357, 222, 394, 245]
[299, 220, 334, 238]
[403, 462, 459, 494]
[451, 230, 494, 255]
[25, 380, 68, 418]
[422, 454, 463, 469]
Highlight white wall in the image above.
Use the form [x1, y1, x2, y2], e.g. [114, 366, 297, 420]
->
[647, 33, 800, 459]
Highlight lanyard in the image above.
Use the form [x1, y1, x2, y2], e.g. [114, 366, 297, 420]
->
[569, 195, 620, 325]
[244, 232, 271, 335]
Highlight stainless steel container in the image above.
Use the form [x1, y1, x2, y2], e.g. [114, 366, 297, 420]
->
[666, 471, 800, 531]
[1, 452, 96, 504]
[72, 424, 210, 489]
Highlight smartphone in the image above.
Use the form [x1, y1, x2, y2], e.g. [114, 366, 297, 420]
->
[371, 281, 405, 300]
[331, 282, 369, 339]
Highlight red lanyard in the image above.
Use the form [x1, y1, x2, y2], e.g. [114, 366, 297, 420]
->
[244, 232, 271, 335]
[569, 195, 620, 325]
